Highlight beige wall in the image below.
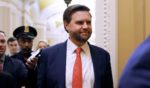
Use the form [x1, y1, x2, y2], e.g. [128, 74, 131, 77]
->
[118, 0, 150, 79]
[145, 0, 150, 37]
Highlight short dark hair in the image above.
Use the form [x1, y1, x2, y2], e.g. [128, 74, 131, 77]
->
[7, 37, 17, 44]
[63, 4, 91, 32]
[63, 4, 90, 23]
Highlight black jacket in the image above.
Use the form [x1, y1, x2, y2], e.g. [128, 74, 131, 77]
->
[12, 52, 37, 88]
[4, 55, 27, 88]
[0, 72, 16, 88]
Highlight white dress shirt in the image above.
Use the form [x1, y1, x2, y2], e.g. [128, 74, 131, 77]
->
[66, 39, 94, 88]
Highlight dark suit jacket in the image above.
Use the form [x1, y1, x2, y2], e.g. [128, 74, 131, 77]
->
[12, 52, 37, 88]
[119, 36, 150, 88]
[0, 72, 16, 88]
[3, 55, 27, 88]
[37, 41, 113, 88]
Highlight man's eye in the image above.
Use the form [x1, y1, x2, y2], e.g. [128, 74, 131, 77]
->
[76, 21, 83, 25]
[21, 41, 26, 43]
[87, 21, 91, 25]
[0, 40, 5, 43]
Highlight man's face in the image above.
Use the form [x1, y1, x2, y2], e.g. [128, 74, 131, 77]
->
[0, 32, 6, 56]
[8, 40, 20, 55]
[65, 11, 92, 45]
[18, 38, 33, 54]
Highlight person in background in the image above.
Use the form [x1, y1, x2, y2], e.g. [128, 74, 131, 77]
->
[0, 30, 27, 88]
[37, 4, 113, 88]
[36, 41, 49, 50]
[119, 35, 150, 88]
[7, 37, 20, 56]
[12, 26, 38, 88]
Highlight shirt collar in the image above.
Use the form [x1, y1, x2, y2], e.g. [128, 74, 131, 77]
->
[67, 39, 90, 54]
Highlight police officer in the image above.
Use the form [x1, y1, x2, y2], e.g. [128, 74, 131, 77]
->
[12, 26, 38, 88]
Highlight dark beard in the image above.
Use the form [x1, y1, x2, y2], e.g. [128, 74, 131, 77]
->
[21, 48, 32, 58]
[76, 33, 91, 43]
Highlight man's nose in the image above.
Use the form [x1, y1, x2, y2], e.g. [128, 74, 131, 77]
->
[24, 42, 29, 47]
[0, 42, 5, 46]
[83, 23, 88, 29]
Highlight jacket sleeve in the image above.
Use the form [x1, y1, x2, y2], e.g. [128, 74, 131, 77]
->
[37, 50, 47, 88]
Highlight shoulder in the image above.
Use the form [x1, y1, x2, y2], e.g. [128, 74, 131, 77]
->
[11, 52, 21, 59]
[89, 44, 110, 63]
[42, 41, 66, 54]
[119, 36, 150, 88]
[0, 72, 14, 81]
[0, 72, 16, 88]
[5, 55, 23, 65]
[89, 44, 109, 55]
[124, 36, 150, 68]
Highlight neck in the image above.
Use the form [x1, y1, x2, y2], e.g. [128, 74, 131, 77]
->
[69, 39, 86, 47]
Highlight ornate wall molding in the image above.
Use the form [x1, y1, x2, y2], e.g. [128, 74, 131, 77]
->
[103, 0, 111, 51]
[0, 1, 35, 36]
[0, 1, 36, 25]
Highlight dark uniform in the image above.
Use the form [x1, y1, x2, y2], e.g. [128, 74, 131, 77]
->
[12, 26, 38, 88]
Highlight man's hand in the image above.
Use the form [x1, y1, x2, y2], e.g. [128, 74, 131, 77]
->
[26, 57, 38, 69]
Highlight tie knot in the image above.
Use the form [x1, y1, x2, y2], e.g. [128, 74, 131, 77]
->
[76, 47, 82, 54]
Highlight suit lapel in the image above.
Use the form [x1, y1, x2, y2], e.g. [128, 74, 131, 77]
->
[3, 56, 8, 71]
[90, 45, 98, 88]
[89, 45, 104, 88]
[55, 41, 67, 87]
[3, 56, 13, 73]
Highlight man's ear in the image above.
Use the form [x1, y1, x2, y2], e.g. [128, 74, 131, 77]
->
[64, 21, 69, 32]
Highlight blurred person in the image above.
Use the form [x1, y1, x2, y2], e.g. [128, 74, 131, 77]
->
[119, 35, 150, 88]
[0, 30, 27, 88]
[37, 4, 113, 88]
[12, 26, 38, 88]
[36, 41, 49, 50]
[0, 72, 16, 88]
[7, 37, 20, 56]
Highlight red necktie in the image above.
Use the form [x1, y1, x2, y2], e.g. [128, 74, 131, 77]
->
[72, 48, 82, 88]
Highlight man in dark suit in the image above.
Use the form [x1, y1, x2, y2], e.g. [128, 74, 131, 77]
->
[119, 36, 150, 88]
[0, 30, 27, 88]
[12, 26, 38, 88]
[37, 4, 113, 88]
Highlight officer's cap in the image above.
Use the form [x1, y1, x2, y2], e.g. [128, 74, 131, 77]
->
[13, 26, 37, 39]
